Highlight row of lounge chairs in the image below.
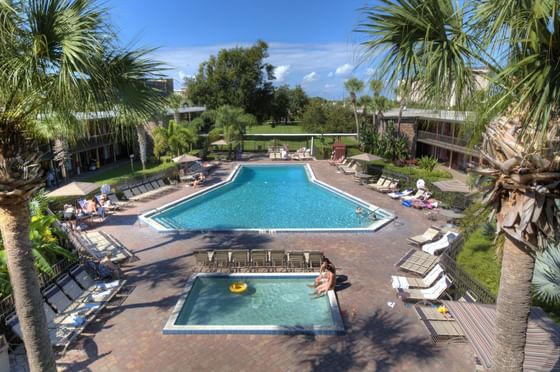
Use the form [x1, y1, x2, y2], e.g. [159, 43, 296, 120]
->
[68, 231, 134, 263]
[389, 227, 462, 302]
[195, 249, 324, 272]
[268, 148, 313, 161]
[367, 176, 400, 193]
[6, 265, 125, 353]
[120, 177, 176, 202]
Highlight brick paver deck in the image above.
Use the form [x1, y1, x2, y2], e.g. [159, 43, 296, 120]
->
[55, 160, 475, 371]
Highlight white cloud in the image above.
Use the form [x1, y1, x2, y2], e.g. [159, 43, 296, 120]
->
[366, 67, 378, 77]
[303, 72, 319, 83]
[335, 63, 354, 76]
[178, 70, 193, 82]
[273, 65, 291, 82]
[327, 72, 334, 78]
[324, 83, 335, 89]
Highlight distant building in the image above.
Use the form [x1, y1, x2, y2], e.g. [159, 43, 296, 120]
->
[381, 108, 479, 171]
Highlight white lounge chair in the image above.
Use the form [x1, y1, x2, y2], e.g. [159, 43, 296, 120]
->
[396, 275, 452, 302]
[401, 189, 426, 201]
[388, 188, 414, 199]
[407, 226, 442, 246]
[391, 264, 444, 289]
[422, 231, 460, 255]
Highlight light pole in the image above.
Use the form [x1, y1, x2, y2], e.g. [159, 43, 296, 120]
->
[130, 154, 135, 173]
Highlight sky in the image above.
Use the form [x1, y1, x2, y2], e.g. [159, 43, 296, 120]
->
[108, 0, 382, 99]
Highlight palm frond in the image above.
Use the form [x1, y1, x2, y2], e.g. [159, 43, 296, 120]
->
[533, 242, 560, 305]
[357, 0, 482, 110]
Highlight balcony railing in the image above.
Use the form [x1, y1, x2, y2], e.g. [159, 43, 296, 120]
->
[417, 130, 469, 147]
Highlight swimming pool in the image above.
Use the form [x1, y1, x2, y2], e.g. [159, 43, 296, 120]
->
[163, 273, 345, 334]
[142, 164, 393, 232]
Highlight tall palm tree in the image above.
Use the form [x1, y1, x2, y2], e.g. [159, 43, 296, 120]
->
[369, 79, 390, 133]
[344, 78, 365, 144]
[358, 1, 560, 371]
[214, 105, 256, 160]
[0, 1, 164, 370]
[168, 92, 188, 124]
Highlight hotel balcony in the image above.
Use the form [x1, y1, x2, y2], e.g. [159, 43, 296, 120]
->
[417, 130, 479, 156]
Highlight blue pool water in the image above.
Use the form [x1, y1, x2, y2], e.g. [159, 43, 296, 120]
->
[174, 276, 337, 328]
[150, 165, 389, 230]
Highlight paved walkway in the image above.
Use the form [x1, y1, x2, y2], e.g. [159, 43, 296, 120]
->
[54, 160, 475, 371]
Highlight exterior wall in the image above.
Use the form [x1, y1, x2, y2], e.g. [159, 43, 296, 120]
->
[398, 121, 417, 157]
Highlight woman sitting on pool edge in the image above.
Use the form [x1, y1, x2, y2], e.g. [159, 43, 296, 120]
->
[310, 258, 336, 297]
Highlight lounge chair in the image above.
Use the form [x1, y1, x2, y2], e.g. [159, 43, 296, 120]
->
[388, 188, 414, 199]
[395, 248, 439, 276]
[340, 162, 359, 175]
[396, 275, 452, 302]
[378, 178, 400, 193]
[336, 158, 351, 170]
[391, 264, 444, 289]
[122, 189, 135, 201]
[231, 250, 250, 269]
[213, 250, 230, 269]
[401, 189, 426, 201]
[70, 266, 125, 298]
[366, 176, 388, 190]
[414, 305, 466, 343]
[422, 231, 460, 255]
[306, 251, 323, 270]
[250, 249, 268, 269]
[407, 226, 442, 246]
[287, 251, 306, 270]
[76, 231, 133, 263]
[107, 193, 131, 208]
[269, 250, 286, 270]
[195, 250, 213, 270]
[328, 156, 345, 166]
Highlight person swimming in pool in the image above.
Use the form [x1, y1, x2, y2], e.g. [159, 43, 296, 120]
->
[355, 206, 363, 215]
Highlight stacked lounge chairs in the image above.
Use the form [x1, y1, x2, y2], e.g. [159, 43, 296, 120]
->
[391, 264, 444, 289]
[407, 226, 442, 246]
[70, 231, 134, 263]
[120, 177, 176, 202]
[396, 275, 452, 302]
[422, 231, 461, 255]
[194, 249, 324, 272]
[6, 265, 125, 353]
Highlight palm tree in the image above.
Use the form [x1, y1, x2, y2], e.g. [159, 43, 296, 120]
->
[369, 79, 390, 133]
[533, 242, 560, 305]
[168, 92, 188, 124]
[0, 1, 164, 370]
[358, 1, 560, 371]
[344, 78, 365, 144]
[214, 105, 256, 160]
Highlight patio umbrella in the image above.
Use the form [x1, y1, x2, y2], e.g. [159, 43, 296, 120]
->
[211, 139, 228, 146]
[349, 153, 382, 162]
[46, 181, 100, 198]
[432, 180, 470, 193]
[172, 154, 201, 164]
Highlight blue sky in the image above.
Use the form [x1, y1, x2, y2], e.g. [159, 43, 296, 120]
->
[108, 0, 382, 99]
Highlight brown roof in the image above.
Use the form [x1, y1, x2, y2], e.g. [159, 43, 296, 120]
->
[443, 301, 560, 371]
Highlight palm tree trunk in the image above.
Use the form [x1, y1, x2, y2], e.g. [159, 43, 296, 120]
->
[0, 203, 56, 372]
[493, 236, 534, 371]
[136, 124, 147, 171]
[173, 111, 181, 125]
[352, 103, 360, 145]
[397, 98, 406, 137]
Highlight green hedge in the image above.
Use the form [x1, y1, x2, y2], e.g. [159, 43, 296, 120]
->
[456, 225, 501, 295]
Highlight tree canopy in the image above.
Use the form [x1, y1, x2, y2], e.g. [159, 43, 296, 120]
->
[187, 40, 275, 122]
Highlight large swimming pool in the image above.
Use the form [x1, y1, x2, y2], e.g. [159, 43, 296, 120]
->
[163, 273, 345, 334]
[142, 164, 393, 232]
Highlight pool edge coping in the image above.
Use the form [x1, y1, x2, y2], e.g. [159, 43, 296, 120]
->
[162, 272, 346, 335]
[140, 163, 395, 233]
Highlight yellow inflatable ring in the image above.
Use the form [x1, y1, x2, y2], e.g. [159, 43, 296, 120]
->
[229, 282, 248, 294]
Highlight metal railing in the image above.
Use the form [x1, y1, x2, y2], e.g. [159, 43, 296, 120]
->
[417, 130, 469, 148]
[439, 253, 497, 304]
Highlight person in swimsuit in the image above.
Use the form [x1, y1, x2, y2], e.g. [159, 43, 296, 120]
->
[315, 263, 336, 296]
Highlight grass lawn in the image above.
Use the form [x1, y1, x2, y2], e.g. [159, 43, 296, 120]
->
[247, 124, 305, 134]
[456, 225, 501, 295]
[82, 160, 176, 186]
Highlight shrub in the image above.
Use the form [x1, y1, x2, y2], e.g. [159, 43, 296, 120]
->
[417, 155, 438, 172]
